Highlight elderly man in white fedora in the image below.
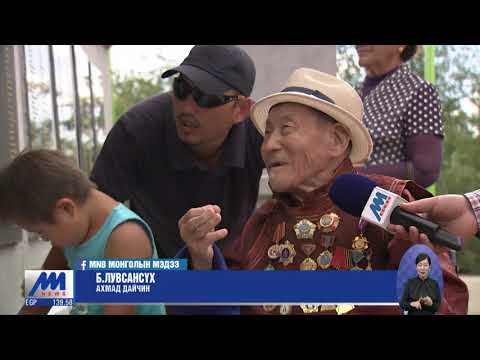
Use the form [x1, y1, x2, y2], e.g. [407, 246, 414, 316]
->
[177, 68, 468, 315]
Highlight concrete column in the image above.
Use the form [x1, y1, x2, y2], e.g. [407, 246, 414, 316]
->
[240, 45, 337, 100]
[80, 45, 112, 131]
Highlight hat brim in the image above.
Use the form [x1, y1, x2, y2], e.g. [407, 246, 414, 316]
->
[162, 64, 230, 95]
[251, 92, 373, 165]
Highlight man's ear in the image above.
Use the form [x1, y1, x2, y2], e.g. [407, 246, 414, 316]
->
[233, 97, 255, 124]
[330, 124, 351, 157]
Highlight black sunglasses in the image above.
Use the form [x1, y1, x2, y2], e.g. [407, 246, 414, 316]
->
[173, 76, 241, 109]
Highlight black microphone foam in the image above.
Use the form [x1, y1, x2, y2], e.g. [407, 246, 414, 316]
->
[329, 173, 378, 217]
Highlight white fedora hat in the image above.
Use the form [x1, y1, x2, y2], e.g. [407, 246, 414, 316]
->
[251, 68, 373, 165]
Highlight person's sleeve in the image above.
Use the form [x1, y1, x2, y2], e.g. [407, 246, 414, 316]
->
[361, 135, 442, 188]
[404, 81, 444, 139]
[403, 81, 444, 187]
[405, 134, 443, 187]
[175, 244, 229, 271]
[90, 117, 143, 203]
[464, 190, 480, 236]
[165, 245, 240, 315]
[400, 280, 413, 311]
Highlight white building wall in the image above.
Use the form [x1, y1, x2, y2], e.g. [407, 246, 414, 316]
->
[239, 45, 337, 205]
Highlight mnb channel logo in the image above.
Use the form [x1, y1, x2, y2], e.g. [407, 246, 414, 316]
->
[369, 190, 392, 222]
[25, 270, 74, 305]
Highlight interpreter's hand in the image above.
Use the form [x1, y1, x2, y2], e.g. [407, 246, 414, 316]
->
[420, 296, 433, 307]
[178, 205, 228, 269]
[398, 195, 477, 243]
[410, 300, 422, 310]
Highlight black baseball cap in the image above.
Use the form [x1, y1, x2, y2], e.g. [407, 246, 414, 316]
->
[161, 45, 256, 96]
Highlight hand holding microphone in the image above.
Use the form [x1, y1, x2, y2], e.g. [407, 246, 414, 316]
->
[329, 174, 463, 251]
[396, 195, 478, 243]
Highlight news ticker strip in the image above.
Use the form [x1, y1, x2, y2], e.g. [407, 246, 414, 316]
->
[25, 259, 400, 306]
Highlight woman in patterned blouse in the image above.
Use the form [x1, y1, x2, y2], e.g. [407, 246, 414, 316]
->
[355, 45, 444, 188]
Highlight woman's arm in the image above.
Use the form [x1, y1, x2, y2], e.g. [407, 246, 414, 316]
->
[362, 135, 443, 188]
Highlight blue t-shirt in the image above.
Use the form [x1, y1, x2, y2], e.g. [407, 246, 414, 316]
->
[63, 203, 166, 315]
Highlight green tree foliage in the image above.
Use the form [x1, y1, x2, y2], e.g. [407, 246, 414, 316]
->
[112, 71, 172, 123]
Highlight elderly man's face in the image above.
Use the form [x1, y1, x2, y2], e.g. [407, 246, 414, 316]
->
[261, 103, 339, 194]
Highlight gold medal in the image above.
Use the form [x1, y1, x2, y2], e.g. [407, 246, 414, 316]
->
[300, 257, 318, 271]
[317, 250, 333, 269]
[279, 304, 292, 315]
[300, 304, 319, 314]
[279, 241, 296, 266]
[267, 244, 281, 259]
[262, 305, 277, 313]
[294, 219, 316, 240]
[352, 235, 369, 251]
[336, 304, 355, 315]
[318, 213, 341, 233]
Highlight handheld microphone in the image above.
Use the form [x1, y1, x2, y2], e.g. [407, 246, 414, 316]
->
[329, 174, 462, 251]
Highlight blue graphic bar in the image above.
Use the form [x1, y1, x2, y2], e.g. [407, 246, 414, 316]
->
[74, 271, 398, 304]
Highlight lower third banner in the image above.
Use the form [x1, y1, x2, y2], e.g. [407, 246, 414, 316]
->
[74, 261, 398, 304]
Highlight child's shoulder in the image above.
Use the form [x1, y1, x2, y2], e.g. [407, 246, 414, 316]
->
[106, 220, 153, 258]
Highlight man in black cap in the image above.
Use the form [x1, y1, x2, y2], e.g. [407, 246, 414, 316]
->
[39, 45, 263, 266]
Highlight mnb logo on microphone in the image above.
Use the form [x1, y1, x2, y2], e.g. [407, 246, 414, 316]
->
[25, 270, 74, 299]
[369, 190, 392, 222]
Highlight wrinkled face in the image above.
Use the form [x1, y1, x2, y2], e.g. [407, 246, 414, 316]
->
[416, 258, 431, 279]
[171, 75, 243, 149]
[355, 45, 404, 69]
[16, 201, 88, 248]
[261, 103, 337, 194]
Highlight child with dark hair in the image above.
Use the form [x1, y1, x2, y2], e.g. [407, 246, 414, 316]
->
[0, 149, 165, 315]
